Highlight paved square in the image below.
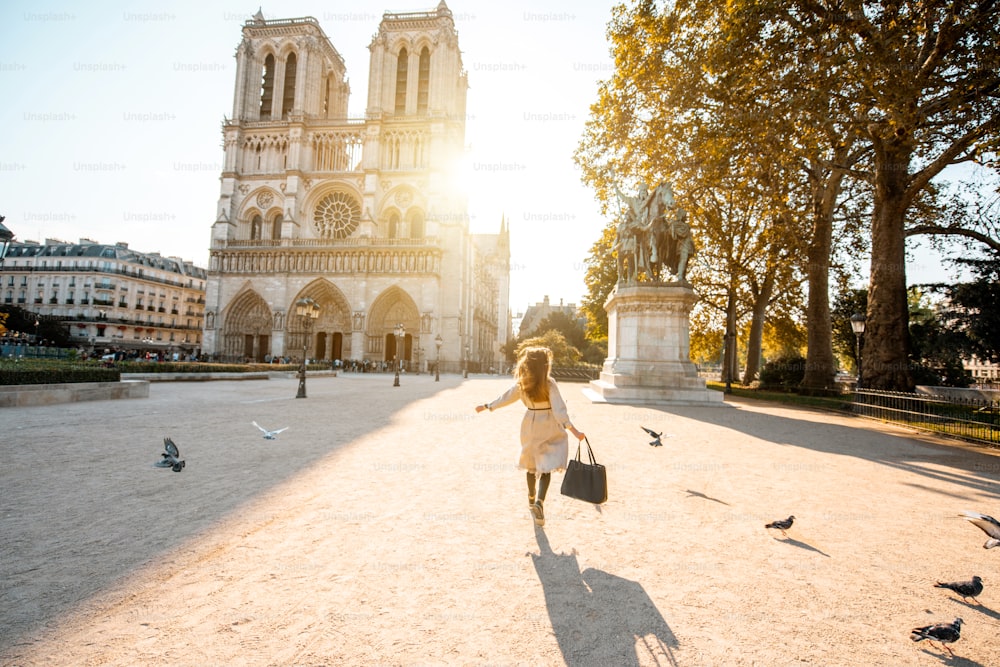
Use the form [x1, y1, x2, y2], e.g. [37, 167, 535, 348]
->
[2, 374, 999, 665]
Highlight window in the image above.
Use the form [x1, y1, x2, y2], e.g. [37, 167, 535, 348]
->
[313, 191, 362, 239]
[409, 210, 425, 239]
[260, 54, 275, 120]
[282, 52, 297, 118]
[417, 47, 430, 113]
[395, 48, 408, 114]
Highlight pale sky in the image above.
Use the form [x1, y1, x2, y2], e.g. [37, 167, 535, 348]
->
[0, 0, 619, 314]
[0, 0, 967, 317]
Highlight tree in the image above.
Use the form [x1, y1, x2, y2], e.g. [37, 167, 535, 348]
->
[827, 1, 1000, 390]
[928, 255, 1000, 364]
[831, 288, 868, 373]
[580, 0, 999, 394]
[529, 311, 588, 354]
[0, 306, 72, 347]
[908, 288, 972, 387]
[575, 0, 849, 389]
[580, 222, 617, 340]
[515, 330, 581, 366]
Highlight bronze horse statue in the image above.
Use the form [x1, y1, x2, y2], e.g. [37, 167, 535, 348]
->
[644, 182, 695, 282]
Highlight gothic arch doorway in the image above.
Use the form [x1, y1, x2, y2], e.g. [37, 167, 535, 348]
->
[287, 279, 352, 361]
[367, 286, 419, 365]
[221, 289, 272, 362]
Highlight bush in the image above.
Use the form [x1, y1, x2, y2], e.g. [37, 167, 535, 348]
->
[0, 360, 120, 385]
[759, 355, 807, 391]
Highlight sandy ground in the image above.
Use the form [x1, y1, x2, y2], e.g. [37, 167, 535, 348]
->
[1, 372, 999, 666]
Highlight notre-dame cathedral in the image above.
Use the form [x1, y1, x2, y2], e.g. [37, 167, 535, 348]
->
[202, 2, 510, 372]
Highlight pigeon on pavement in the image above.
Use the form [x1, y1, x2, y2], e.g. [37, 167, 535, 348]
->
[765, 515, 795, 536]
[154, 437, 185, 472]
[910, 617, 963, 656]
[640, 426, 664, 447]
[934, 576, 983, 604]
[253, 421, 289, 440]
[960, 510, 1000, 549]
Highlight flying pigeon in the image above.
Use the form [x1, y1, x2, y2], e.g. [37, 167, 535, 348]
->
[640, 426, 664, 447]
[934, 576, 984, 604]
[959, 510, 1000, 549]
[154, 437, 185, 472]
[910, 617, 963, 656]
[765, 515, 795, 536]
[252, 421, 289, 440]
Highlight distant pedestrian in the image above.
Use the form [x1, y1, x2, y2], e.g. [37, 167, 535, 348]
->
[476, 346, 585, 527]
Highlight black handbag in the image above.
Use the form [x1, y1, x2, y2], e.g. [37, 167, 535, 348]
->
[560, 437, 608, 504]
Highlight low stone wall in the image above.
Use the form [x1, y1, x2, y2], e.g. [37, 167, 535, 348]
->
[0, 380, 150, 408]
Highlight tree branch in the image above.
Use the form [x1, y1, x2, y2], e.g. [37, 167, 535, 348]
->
[904, 225, 1000, 253]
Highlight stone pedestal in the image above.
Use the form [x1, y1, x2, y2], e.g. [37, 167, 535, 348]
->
[584, 284, 724, 406]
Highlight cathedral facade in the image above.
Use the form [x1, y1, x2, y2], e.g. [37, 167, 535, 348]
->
[203, 3, 510, 372]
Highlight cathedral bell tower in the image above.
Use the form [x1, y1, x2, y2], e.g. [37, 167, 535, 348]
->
[203, 5, 503, 373]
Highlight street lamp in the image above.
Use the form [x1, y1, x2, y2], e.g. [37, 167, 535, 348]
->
[295, 297, 320, 398]
[463, 344, 470, 379]
[850, 312, 866, 389]
[0, 215, 14, 262]
[435, 334, 442, 382]
[393, 323, 404, 387]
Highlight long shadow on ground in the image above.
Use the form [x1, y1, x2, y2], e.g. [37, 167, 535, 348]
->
[531, 526, 680, 666]
[650, 396, 1000, 503]
[0, 373, 458, 655]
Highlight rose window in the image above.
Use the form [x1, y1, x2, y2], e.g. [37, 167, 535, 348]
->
[313, 191, 361, 239]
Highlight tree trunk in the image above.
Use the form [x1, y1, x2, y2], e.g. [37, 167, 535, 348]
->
[865, 137, 914, 391]
[743, 269, 775, 385]
[801, 166, 845, 390]
[723, 286, 738, 389]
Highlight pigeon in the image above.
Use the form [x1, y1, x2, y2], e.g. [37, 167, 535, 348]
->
[765, 515, 795, 536]
[253, 421, 289, 440]
[640, 426, 664, 447]
[154, 437, 185, 472]
[910, 617, 963, 656]
[959, 510, 1000, 549]
[935, 576, 983, 604]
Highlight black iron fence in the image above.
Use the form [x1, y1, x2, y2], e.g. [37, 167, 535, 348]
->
[852, 389, 1000, 446]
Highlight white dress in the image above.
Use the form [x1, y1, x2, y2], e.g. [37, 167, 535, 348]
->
[488, 378, 570, 474]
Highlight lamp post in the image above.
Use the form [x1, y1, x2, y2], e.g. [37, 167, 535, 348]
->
[463, 344, 469, 378]
[295, 297, 320, 398]
[393, 323, 404, 387]
[434, 334, 442, 382]
[0, 215, 13, 262]
[850, 312, 866, 389]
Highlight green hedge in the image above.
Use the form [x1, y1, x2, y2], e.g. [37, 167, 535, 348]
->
[0, 359, 335, 384]
[0, 363, 120, 385]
